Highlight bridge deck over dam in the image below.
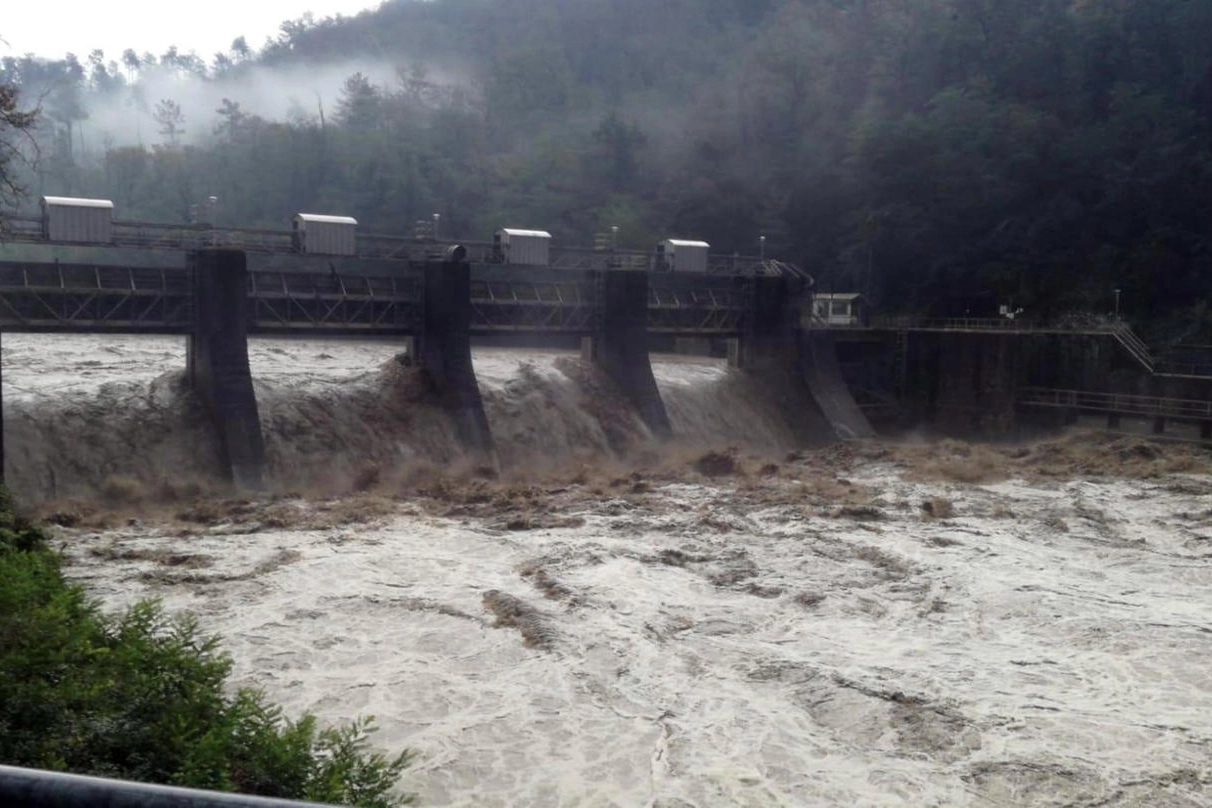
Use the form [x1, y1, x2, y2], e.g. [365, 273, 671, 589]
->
[0, 257, 751, 337]
[1, 214, 795, 277]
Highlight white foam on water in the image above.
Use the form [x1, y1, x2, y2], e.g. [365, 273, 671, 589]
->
[7, 334, 1212, 806]
[1, 336, 804, 500]
[58, 470, 1212, 806]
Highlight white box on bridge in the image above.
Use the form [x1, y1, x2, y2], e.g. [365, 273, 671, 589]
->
[41, 196, 114, 243]
[292, 213, 358, 256]
[494, 228, 552, 266]
[657, 239, 710, 273]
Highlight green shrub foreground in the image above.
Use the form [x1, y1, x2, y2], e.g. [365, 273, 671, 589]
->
[0, 488, 413, 806]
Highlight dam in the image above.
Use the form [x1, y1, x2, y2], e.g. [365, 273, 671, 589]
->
[3, 213, 1211, 807]
[2, 205, 1210, 497]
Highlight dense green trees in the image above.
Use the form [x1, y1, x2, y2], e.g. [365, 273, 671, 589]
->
[3, 0, 1211, 338]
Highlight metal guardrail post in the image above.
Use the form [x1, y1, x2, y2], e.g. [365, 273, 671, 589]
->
[0, 765, 350, 808]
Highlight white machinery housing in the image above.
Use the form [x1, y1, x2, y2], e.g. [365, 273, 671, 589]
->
[41, 196, 114, 243]
[292, 213, 358, 256]
[656, 239, 710, 273]
[812, 293, 865, 326]
[494, 228, 552, 266]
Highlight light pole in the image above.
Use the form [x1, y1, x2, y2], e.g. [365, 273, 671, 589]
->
[1114, 288, 1121, 319]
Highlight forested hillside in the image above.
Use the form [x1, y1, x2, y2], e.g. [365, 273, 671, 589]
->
[2, 0, 1211, 339]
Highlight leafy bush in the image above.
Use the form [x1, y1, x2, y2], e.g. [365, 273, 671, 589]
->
[0, 488, 412, 806]
[0, 486, 49, 554]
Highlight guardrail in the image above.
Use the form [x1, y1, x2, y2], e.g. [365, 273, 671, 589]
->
[824, 315, 1177, 376]
[3, 217, 810, 279]
[1019, 387, 1212, 421]
[1156, 362, 1212, 377]
[866, 315, 1095, 331]
[0, 764, 348, 808]
[1154, 353, 1212, 377]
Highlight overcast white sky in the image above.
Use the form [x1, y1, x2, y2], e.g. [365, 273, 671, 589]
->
[2, 0, 384, 63]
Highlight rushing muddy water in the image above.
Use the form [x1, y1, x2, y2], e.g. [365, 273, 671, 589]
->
[6, 335, 1212, 806]
[1, 335, 808, 502]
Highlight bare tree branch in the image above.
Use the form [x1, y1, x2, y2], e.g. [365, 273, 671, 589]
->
[0, 81, 42, 231]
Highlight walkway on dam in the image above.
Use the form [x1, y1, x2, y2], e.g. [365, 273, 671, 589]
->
[819, 316, 1212, 380]
[1, 214, 804, 279]
[1018, 387, 1212, 440]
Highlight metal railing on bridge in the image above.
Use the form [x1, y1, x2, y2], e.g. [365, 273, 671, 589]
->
[4, 216, 806, 278]
[862, 315, 1123, 332]
[0, 764, 348, 808]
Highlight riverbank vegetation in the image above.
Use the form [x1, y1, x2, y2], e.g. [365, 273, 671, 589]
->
[0, 488, 413, 806]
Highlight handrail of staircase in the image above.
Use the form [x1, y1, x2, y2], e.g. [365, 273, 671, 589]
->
[1109, 322, 1155, 372]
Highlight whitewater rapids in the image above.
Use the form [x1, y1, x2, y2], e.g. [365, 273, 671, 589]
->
[0, 335, 804, 501]
[6, 335, 1212, 807]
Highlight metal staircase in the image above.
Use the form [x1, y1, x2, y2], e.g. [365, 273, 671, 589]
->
[1109, 323, 1155, 373]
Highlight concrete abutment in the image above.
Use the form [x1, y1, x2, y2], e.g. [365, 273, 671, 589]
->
[742, 276, 873, 442]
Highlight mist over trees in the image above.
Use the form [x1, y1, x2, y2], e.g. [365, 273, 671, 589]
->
[0, 82, 37, 211]
[3, 0, 1212, 340]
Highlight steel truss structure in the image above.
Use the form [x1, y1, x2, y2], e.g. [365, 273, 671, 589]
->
[0, 260, 761, 338]
[647, 284, 749, 335]
[0, 262, 193, 332]
[469, 279, 598, 333]
[247, 270, 422, 333]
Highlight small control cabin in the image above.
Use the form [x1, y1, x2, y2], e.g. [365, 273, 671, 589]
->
[493, 229, 552, 266]
[655, 239, 710, 273]
[292, 213, 358, 256]
[812, 293, 866, 326]
[41, 196, 114, 243]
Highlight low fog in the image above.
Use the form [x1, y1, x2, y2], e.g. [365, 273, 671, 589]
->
[45, 59, 466, 153]
[108, 63, 374, 146]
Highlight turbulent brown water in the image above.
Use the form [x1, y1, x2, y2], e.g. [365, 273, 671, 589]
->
[7, 334, 1212, 807]
[1, 335, 810, 503]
